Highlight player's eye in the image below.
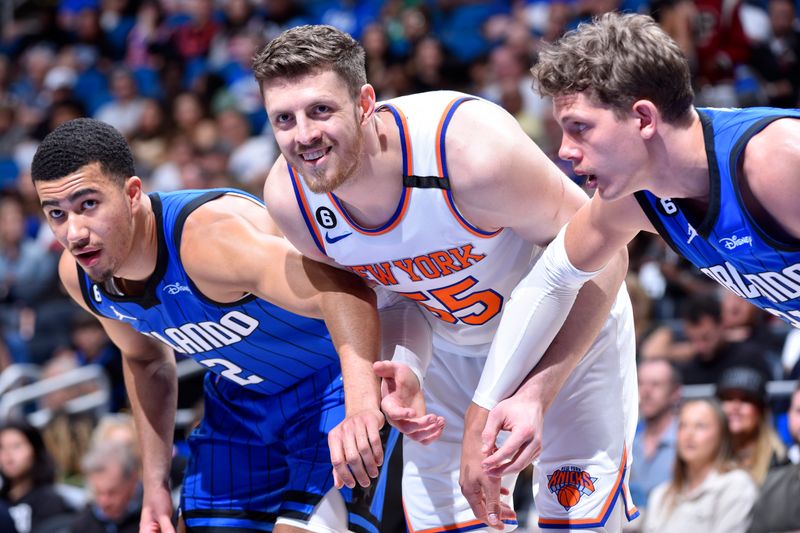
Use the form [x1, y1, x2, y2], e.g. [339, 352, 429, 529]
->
[48, 209, 64, 220]
[82, 199, 98, 210]
[570, 122, 587, 134]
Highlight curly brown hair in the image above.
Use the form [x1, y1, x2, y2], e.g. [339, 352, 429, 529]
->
[532, 12, 694, 124]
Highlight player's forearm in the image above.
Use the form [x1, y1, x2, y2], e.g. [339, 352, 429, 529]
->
[380, 297, 433, 385]
[511, 249, 627, 412]
[472, 226, 605, 409]
[320, 286, 382, 414]
[122, 352, 177, 490]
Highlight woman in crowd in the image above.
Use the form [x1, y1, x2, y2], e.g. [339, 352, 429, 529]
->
[0, 419, 72, 533]
[716, 366, 787, 485]
[643, 398, 757, 533]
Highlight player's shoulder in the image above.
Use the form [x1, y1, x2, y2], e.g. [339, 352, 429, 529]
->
[444, 97, 543, 187]
[181, 192, 269, 250]
[744, 116, 800, 170]
[445, 97, 521, 149]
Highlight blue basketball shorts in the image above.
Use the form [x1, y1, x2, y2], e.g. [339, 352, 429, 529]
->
[181, 365, 398, 533]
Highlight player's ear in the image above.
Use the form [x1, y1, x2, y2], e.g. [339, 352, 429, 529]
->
[124, 176, 144, 211]
[632, 100, 658, 140]
[359, 83, 376, 125]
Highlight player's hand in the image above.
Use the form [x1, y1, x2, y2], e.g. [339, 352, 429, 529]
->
[329, 407, 385, 489]
[480, 395, 543, 477]
[373, 360, 444, 444]
[460, 403, 515, 530]
[140, 483, 175, 533]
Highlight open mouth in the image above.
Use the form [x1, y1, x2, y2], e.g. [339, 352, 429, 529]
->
[75, 249, 101, 266]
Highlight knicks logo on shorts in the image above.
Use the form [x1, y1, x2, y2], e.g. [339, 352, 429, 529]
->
[547, 465, 597, 511]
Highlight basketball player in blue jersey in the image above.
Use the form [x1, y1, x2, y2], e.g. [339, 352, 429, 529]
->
[255, 25, 640, 533]
[477, 10, 800, 508]
[30, 118, 396, 533]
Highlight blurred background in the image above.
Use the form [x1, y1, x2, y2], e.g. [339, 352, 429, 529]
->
[0, 1, 798, 532]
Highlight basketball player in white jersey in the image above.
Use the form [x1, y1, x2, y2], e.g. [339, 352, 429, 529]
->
[254, 25, 638, 533]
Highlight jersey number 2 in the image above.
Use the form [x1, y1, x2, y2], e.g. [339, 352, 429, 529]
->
[401, 276, 503, 326]
[199, 358, 265, 386]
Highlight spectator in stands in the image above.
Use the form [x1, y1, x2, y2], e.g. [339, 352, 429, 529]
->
[89, 412, 185, 495]
[170, 91, 216, 151]
[169, 0, 218, 64]
[128, 98, 170, 182]
[216, 107, 275, 187]
[38, 352, 98, 483]
[750, 0, 800, 108]
[716, 366, 788, 485]
[0, 191, 60, 363]
[675, 295, 773, 384]
[93, 67, 145, 137]
[643, 398, 758, 533]
[0, 419, 73, 533]
[68, 311, 126, 412]
[746, 382, 800, 532]
[630, 358, 683, 510]
[69, 441, 142, 533]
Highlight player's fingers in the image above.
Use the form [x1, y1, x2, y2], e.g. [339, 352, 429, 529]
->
[342, 429, 371, 488]
[355, 426, 380, 480]
[158, 515, 176, 533]
[480, 412, 505, 455]
[329, 434, 356, 489]
[483, 476, 504, 529]
[381, 397, 416, 421]
[481, 426, 532, 471]
[461, 483, 488, 525]
[372, 360, 397, 379]
[406, 416, 445, 444]
[499, 501, 516, 523]
[367, 421, 385, 469]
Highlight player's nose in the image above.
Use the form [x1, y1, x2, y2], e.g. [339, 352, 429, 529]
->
[66, 214, 90, 244]
[558, 136, 580, 162]
[295, 115, 321, 146]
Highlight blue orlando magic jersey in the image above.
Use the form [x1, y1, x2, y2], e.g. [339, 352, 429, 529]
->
[635, 107, 800, 327]
[77, 188, 340, 395]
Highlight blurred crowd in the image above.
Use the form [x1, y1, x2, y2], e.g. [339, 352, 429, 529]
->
[0, 0, 799, 532]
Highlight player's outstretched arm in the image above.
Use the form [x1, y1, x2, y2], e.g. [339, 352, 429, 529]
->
[374, 296, 445, 443]
[58, 254, 177, 533]
[439, 99, 640, 525]
[181, 199, 384, 489]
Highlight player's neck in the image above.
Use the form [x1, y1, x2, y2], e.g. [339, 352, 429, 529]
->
[115, 194, 159, 284]
[654, 110, 710, 202]
[332, 110, 406, 228]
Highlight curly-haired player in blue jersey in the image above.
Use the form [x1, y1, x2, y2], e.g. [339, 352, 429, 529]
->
[31, 118, 396, 533]
[477, 11, 800, 517]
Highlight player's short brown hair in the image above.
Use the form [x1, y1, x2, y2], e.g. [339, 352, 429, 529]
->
[532, 12, 694, 124]
[252, 24, 366, 99]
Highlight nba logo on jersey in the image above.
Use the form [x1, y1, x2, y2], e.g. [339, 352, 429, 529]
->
[547, 465, 598, 511]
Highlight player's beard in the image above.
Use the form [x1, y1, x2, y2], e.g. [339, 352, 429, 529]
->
[304, 127, 364, 194]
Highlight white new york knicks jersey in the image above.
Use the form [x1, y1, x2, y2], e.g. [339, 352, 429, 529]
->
[288, 91, 542, 349]
[289, 91, 638, 531]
